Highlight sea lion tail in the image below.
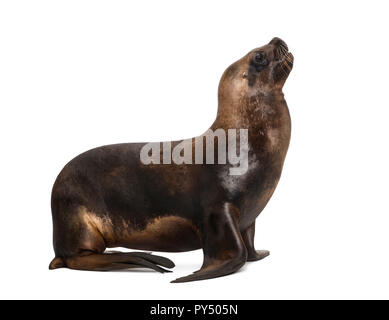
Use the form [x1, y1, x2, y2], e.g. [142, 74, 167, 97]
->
[48, 252, 175, 273]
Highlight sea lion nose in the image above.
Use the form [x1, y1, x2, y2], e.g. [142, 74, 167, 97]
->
[269, 37, 288, 51]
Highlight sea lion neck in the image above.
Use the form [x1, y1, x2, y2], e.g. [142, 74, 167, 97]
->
[211, 89, 287, 130]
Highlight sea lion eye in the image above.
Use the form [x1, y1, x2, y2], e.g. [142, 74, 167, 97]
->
[253, 52, 267, 66]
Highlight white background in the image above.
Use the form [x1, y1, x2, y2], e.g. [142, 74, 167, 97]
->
[0, 0, 388, 300]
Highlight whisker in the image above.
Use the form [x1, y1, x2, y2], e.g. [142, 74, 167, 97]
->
[280, 45, 287, 55]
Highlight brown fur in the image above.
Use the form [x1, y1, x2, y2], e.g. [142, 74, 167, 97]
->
[50, 37, 293, 282]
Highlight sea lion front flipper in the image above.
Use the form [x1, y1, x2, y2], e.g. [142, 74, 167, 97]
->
[172, 203, 247, 283]
[242, 222, 270, 262]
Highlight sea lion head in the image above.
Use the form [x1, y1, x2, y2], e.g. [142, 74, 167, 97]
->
[219, 37, 293, 100]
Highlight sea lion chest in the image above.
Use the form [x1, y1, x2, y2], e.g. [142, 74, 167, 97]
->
[218, 100, 291, 229]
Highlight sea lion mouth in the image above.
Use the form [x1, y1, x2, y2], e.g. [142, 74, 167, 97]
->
[273, 51, 293, 82]
[270, 37, 293, 83]
[269, 38, 294, 76]
[281, 51, 294, 69]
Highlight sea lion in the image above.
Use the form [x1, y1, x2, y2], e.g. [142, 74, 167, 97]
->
[49, 37, 293, 282]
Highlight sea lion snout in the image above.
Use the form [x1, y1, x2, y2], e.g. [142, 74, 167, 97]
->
[269, 37, 290, 62]
[269, 37, 288, 52]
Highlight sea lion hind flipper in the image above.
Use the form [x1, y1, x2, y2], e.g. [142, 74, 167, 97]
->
[172, 203, 247, 283]
[124, 251, 175, 269]
[49, 256, 65, 269]
[52, 252, 175, 273]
